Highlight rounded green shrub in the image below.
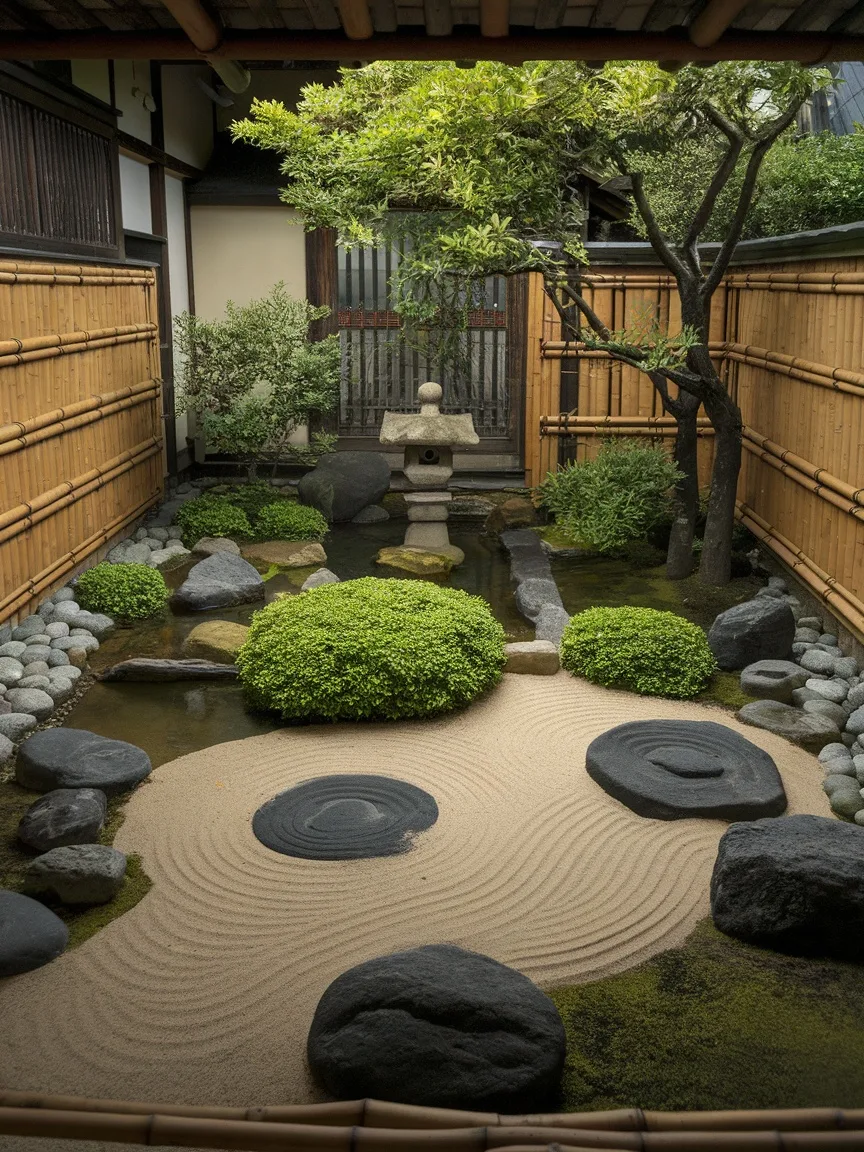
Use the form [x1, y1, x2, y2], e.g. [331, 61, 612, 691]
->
[255, 501, 328, 542]
[174, 495, 253, 547]
[236, 577, 506, 721]
[224, 481, 284, 522]
[560, 605, 716, 699]
[76, 562, 169, 621]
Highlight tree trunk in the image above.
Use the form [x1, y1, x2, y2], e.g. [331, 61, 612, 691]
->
[666, 391, 701, 580]
[699, 390, 743, 586]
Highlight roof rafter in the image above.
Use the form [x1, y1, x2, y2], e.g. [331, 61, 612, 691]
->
[688, 0, 752, 46]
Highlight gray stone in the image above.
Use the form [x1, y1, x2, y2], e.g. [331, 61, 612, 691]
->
[5, 687, 54, 721]
[23, 661, 50, 678]
[835, 657, 860, 679]
[848, 683, 864, 711]
[768, 576, 788, 593]
[17, 675, 51, 690]
[123, 542, 153, 565]
[50, 664, 80, 682]
[854, 755, 864, 782]
[711, 814, 864, 957]
[755, 586, 785, 600]
[166, 525, 184, 540]
[791, 687, 822, 706]
[107, 544, 131, 563]
[11, 616, 47, 641]
[141, 537, 163, 551]
[301, 568, 341, 591]
[0, 642, 27, 659]
[739, 660, 808, 703]
[0, 713, 38, 741]
[51, 634, 98, 653]
[0, 732, 12, 763]
[45, 622, 69, 639]
[134, 526, 149, 541]
[51, 600, 81, 623]
[799, 616, 823, 631]
[799, 649, 838, 676]
[73, 612, 114, 640]
[25, 844, 126, 905]
[0, 657, 24, 687]
[298, 451, 391, 523]
[535, 605, 571, 647]
[46, 649, 70, 668]
[16, 728, 152, 796]
[514, 579, 564, 624]
[23, 634, 51, 646]
[20, 645, 53, 665]
[504, 640, 560, 675]
[42, 678, 75, 703]
[805, 677, 848, 703]
[794, 628, 821, 644]
[172, 552, 265, 612]
[846, 706, 864, 736]
[820, 634, 839, 647]
[351, 505, 390, 524]
[0, 890, 68, 976]
[843, 732, 859, 748]
[707, 598, 795, 671]
[819, 742, 854, 766]
[803, 699, 848, 727]
[18, 788, 107, 851]
[500, 530, 554, 585]
[98, 658, 238, 682]
[586, 719, 786, 821]
[449, 497, 495, 519]
[791, 642, 810, 658]
[307, 944, 566, 1111]
[191, 536, 241, 557]
[0, 623, 11, 645]
[831, 790, 864, 819]
[738, 699, 839, 751]
[149, 546, 191, 569]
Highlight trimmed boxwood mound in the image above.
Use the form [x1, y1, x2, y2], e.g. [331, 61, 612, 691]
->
[255, 501, 328, 542]
[236, 577, 506, 721]
[560, 605, 716, 699]
[175, 495, 254, 547]
[76, 562, 169, 621]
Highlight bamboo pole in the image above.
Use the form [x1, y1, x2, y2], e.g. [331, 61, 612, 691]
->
[541, 416, 713, 429]
[0, 328, 157, 369]
[0, 387, 160, 457]
[0, 381, 159, 445]
[741, 428, 864, 508]
[0, 323, 156, 358]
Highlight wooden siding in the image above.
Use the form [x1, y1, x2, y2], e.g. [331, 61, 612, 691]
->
[0, 258, 163, 623]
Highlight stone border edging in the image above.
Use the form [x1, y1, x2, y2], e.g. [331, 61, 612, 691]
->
[499, 530, 569, 673]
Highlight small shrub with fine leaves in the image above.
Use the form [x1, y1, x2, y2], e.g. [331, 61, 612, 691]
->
[255, 501, 328, 542]
[174, 495, 254, 547]
[560, 605, 716, 699]
[76, 563, 169, 621]
[236, 577, 505, 721]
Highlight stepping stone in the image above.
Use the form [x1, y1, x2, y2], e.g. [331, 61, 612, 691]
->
[738, 699, 839, 752]
[25, 844, 126, 905]
[739, 659, 808, 704]
[301, 568, 340, 592]
[711, 814, 864, 958]
[18, 788, 107, 851]
[172, 553, 265, 611]
[16, 728, 152, 796]
[241, 540, 327, 569]
[586, 719, 787, 821]
[307, 944, 566, 1111]
[535, 604, 571, 646]
[504, 640, 560, 675]
[0, 890, 68, 976]
[192, 536, 241, 557]
[707, 598, 795, 670]
[98, 658, 239, 682]
[182, 621, 249, 664]
[514, 578, 564, 623]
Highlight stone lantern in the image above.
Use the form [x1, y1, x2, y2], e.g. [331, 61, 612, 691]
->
[379, 382, 479, 563]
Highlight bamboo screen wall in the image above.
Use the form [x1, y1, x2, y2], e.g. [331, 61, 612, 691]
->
[527, 261, 864, 642]
[0, 259, 163, 624]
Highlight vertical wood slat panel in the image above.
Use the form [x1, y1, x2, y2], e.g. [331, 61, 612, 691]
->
[0, 259, 164, 624]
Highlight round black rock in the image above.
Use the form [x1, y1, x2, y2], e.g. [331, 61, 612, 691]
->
[307, 944, 566, 1110]
[586, 719, 787, 821]
[16, 728, 152, 797]
[252, 775, 438, 860]
[0, 889, 68, 977]
[711, 814, 864, 958]
[18, 787, 107, 851]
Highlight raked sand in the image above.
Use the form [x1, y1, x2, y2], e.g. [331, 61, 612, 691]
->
[0, 672, 831, 1122]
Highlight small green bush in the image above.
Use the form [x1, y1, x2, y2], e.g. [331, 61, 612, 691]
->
[236, 577, 506, 721]
[537, 439, 682, 554]
[174, 495, 254, 547]
[560, 605, 716, 699]
[76, 563, 169, 621]
[223, 481, 286, 522]
[255, 501, 328, 542]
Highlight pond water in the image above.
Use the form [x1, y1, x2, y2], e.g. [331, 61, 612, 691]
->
[64, 520, 759, 767]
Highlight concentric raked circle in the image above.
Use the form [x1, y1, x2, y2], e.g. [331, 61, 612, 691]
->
[252, 774, 439, 859]
[586, 719, 788, 821]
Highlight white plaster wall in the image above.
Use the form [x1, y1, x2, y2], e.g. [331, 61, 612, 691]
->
[113, 60, 153, 143]
[162, 65, 215, 170]
[70, 61, 111, 104]
[118, 154, 153, 234]
[165, 174, 191, 452]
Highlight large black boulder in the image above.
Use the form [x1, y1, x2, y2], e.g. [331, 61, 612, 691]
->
[707, 598, 795, 671]
[18, 787, 107, 851]
[0, 889, 68, 976]
[172, 553, 264, 612]
[298, 451, 391, 523]
[586, 720, 787, 821]
[307, 944, 566, 1110]
[16, 728, 152, 796]
[711, 814, 864, 958]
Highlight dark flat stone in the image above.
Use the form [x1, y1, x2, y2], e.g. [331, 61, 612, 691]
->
[708, 598, 796, 670]
[307, 944, 566, 1111]
[99, 659, 239, 682]
[740, 659, 809, 703]
[0, 889, 68, 977]
[253, 775, 438, 860]
[16, 728, 152, 796]
[18, 788, 107, 851]
[586, 719, 787, 820]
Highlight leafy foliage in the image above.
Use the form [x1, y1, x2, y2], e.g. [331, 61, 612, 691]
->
[174, 282, 340, 477]
[175, 495, 254, 547]
[255, 501, 328, 542]
[236, 577, 505, 721]
[560, 605, 716, 698]
[76, 563, 169, 621]
[221, 481, 289, 522]
[537, 440, 682, 554]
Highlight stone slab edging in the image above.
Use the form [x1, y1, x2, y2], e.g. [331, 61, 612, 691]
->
[499, 531, 569, 672]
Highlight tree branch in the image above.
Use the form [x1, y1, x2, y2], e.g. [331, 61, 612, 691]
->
[627, 170, 692, 285]
[681, 111, 746, 275]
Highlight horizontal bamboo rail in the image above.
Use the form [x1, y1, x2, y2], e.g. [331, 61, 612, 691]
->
[565, 273, 864, 296]
[0, 383, 159, 457]
[0, 325, 157, 368]
[741, 435, 864, 519]
[0, 260, 155, 287]
[0, 323, 157, 358]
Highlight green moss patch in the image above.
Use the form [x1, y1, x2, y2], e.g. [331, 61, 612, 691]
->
[551, 920, 864, 1111]
[698, 671, 756, 712]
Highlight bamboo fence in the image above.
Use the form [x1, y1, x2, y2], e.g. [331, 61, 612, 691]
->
[525, 259, 864, 643]
[3, 1092, 864, 1152]
[0, 259, 163, 623]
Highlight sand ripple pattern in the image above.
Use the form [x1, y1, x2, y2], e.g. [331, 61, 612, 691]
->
[0, 674, 829, 1109]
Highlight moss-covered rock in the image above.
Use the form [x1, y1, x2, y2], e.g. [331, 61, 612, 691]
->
[375, 546, 454, 577]
[241, 540, 327, 568]
[182, 620, 250, 664]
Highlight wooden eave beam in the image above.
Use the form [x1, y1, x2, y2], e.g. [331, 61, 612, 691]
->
[480, 0, 509, 37]
[336, 0, 373, 38]
[688, 0, 752, 46]
[155, 0, 251, 89]
[1, 27, 861, 60]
